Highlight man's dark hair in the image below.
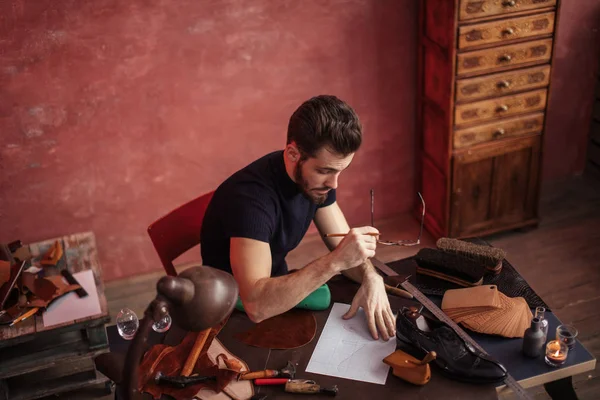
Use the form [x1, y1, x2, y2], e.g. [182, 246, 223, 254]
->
[287, 95, 362, 158]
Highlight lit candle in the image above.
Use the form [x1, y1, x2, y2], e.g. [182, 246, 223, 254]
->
[545, 340, 568, 367]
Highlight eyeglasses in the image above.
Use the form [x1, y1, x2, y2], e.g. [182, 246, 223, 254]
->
[371, 189, 426, 247]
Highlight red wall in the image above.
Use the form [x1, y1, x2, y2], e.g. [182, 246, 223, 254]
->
[0, 0, 417, 280]
[543, 0, 600, 179]
[0, 1, 597, 281]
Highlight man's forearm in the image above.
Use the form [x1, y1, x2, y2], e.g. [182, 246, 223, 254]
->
[322, 236, 380, 284]
[244, 253, 341, 323]
[341, 259, 381, 284]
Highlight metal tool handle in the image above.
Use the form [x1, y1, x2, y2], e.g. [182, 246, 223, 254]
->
[155, 372, 215, 388]
[321, 386, 338, 396]
[384, 283, 414, 299]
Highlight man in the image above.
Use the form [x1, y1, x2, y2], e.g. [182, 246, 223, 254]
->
[200, 95, 395, 341]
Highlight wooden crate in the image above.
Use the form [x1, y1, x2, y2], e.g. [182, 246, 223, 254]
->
[0, 233, 112, 400]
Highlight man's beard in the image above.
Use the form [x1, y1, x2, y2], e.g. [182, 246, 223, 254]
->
[294, 159, 329, 205]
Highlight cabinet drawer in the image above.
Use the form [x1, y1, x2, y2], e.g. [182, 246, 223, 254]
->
[457, 38, 552, 75]
[454, 112, 544, 148]
[459, 0, 557, 21]
[459, 12, 555, 49]
[455, 88, 547, 125]
[456, 65, 550, 102]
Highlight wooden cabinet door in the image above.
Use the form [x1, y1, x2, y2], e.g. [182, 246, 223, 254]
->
[450, 135, 541, 237]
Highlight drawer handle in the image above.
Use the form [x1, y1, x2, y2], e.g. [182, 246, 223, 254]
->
[496, 105, 509, 112]
[493, 128, 506, 138]
[503, 0, 517, 7]
[499, 54, 512, 62]
[497, 80, 511, 89]
[502, 28, 515, 36]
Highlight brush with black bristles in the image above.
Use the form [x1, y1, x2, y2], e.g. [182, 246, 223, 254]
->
[414, 248, 485, 287]
[436, 238, 506, 275]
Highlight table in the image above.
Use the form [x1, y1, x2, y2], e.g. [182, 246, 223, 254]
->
[389, 257, 597, 399]
[107, 256, 596, 400]
[108, 276, 496, 399]
[0, 232, 111, 400]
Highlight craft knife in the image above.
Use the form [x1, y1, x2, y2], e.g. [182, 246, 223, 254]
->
[61, 269, 88, 298]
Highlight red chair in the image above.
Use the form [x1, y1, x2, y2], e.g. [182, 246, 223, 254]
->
[147, 191, 215, 276]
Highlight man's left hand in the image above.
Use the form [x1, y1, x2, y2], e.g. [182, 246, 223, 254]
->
[343, 273, 396, 340]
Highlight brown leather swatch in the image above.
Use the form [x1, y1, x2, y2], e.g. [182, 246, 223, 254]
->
[138, 317, 240, 400]
[25, 275, 81, 309]
[196, 343, 254, 400]
[20, 272, 58, 300]
[0, 261, 10, 286]
[234, 309, 316, 349]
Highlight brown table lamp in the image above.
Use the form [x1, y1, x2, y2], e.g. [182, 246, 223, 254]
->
[119, 266, 239, 400]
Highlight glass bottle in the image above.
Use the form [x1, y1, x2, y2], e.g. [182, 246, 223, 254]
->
[535, 306, 549, 342]
[522, 317, 545, 358]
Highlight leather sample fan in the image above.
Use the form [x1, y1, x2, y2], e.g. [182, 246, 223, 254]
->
[441, 285, 532, 338]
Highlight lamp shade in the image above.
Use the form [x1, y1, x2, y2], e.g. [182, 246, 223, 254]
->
[156, 266, 238, 332]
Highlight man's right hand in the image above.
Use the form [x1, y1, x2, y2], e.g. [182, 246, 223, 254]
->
[330, 227, 379, 271]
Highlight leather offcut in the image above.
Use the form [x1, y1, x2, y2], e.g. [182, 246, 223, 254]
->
[138, 319, 244, 400]
[234, 309, 317, 349]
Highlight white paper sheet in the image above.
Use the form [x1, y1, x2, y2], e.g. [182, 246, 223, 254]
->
[306, 302, 396, 385]
[42, 269, 102, 328]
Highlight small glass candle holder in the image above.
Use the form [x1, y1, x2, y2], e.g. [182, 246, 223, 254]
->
[152, 313, 172, 333]
[545, 340, 568, 367]
[116, 308, 139, 340]
[556, 324, 578, 350]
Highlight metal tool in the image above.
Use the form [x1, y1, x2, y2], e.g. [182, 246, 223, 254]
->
[370, 257, 413, 299]
[154, 371, 216, 388]
[239, 361, 296, 380]
[60, 269, 88, 298]
[399, 279, 533, 400]
[284, 379, 337, 396]
[250, 395, 268, 400]
[370, 189, 375, 227]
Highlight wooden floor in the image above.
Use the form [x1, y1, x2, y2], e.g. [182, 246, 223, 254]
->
[96, 174, 600, 400]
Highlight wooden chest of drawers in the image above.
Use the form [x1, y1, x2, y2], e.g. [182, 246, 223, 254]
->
[417, 0, 561, 238]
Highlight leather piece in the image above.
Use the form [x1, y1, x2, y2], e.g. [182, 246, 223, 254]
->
[234, 309, 316, 349]
[196, 338, 254, 400]
[388, 257, 549, 310]
[0, 262, 25, 310]
[0, 260, 10, 286]
[138, 318, 241, 400]
[20, 272, 58, 300]
[1, 265, 80, 310]
[25, 275, 81, 308]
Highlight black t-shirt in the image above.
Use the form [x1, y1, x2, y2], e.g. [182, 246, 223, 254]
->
[200, 150, 336, 277]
